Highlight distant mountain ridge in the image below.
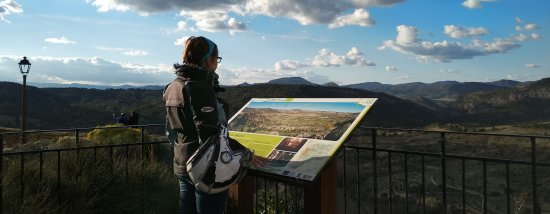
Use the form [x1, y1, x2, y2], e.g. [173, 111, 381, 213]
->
[18, 78, 533, 112]
[267, 77, 317, 85]
[0, 81, 438, 129]
[24, 77, 526, 91]
[442, 78, 550, 125]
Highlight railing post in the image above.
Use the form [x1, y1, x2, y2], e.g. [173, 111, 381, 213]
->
[304, 157, 338, 214]
[531, 137, 538, 213]
[140, 126, 144, 161]
[440, 132, 447, 214]
[20, 153, 24, 204]
[75, 130, 79, 183]
[75, 130, 79, 148]
[227, 175, 254, 214]
[1, 134, 3, 214]
[372, 129, 377, 214]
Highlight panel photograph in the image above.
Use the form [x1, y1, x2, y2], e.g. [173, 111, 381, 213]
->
[228, 101, 366, 141]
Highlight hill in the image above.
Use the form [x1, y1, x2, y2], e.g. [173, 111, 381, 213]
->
[441, 78, 550, 125]
[218, 84, 439, 128]
[267, 77, 317, 85]
[484, 79, 522, 88]
[410, 96, 444, 111]
[0, 82, 438, 130]
[342, 81, 508, 108]
[343, 81, 507, 99]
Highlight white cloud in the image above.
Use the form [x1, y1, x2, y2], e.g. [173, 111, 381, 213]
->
[272, 47, 375, 71]
[515, 24, 540, 31]
[472, 33, 541, 54]
[443, 25, 491, 38]
[515, 17, 540, 31]
[382, 25, 483, 63]
[174, 36, 191, 45]
[174, 21, 187, 32]
[123, 51, 148, 56]
[440, 69, 459, 74]
[509, 33, 542, 41]
[524, 64, 541, 68]
[0, 0, 23, 22]
[507, 74, 531, 80]
[461, 0, 498, 9]
[396, 75, 412, 80]
[261, 36, 266, 40]
[381, 25, 543, 63]
[376, 46, 388, 50]
[0, 55, 173, 85]
[385, 66, 398, 71]
[328, 9, 376, 29]
[215, 66, 284, 85]
[1, 0, 22, 12]
[45, 37, 77, 44]
[0, 54, 337, 86]
[245, 0, 405, 27]
[309, 47, 376, 68]
[86, 0, 407, 29]
[274, 60, 310, 70]
[298, 70, 331, 84]
[85, 0, 242, 15]
[178, 10, 246, 34]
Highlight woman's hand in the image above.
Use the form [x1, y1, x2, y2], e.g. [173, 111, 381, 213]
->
[251, 155, 268, 169]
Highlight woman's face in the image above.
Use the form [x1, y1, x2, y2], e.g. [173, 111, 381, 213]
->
[204, 55, 218, 72]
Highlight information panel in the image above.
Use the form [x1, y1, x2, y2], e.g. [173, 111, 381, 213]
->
[228, 98, 377, 181]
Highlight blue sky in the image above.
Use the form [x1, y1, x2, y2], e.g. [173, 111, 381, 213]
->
[247, 102, 365, 113]
[0, 0, 548, 86]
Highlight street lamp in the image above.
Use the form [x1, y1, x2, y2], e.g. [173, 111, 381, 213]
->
[19, 56, 31, 144]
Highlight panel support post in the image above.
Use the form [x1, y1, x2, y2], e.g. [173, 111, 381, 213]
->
[304, 157, 338, 214]
[227, 175, 254, 214]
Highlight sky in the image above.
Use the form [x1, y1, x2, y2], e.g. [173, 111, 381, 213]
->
[247, 102, 365, 113]
[0, 0, 548, 86]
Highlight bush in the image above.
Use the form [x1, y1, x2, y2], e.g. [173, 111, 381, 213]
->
[86, 124, 152, 145]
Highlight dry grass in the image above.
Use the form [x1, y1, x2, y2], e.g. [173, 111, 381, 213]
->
[1, 127, 79, 149]
[2, 139, 178, 214]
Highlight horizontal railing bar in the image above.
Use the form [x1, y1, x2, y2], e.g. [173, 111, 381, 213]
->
[247, 169, 315, 188]
[0, 124, 165, 135]
[2, 140, 169, 156]
[358, 126, 550, 138]
[344, 145, 550, 166]
[345, 145, 440, 157]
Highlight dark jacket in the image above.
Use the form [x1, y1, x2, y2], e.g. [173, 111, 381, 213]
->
[113, 115, 128, 125]
[164, 75, 245, 176]
[128, 113, 139, 125]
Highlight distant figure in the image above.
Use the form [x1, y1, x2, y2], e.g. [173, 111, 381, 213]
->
[113, 113, 128, 125]
[128, 110, 139, 125]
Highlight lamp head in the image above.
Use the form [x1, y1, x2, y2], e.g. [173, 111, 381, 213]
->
[19, 56, 31, 76]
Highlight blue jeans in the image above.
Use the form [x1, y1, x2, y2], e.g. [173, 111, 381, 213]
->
[177, 175, 228, 214]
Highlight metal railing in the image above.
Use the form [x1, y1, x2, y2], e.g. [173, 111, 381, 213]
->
[338, 127, 550, 214]
[0, 124, 169, 214]
[2, 125, 549, 213]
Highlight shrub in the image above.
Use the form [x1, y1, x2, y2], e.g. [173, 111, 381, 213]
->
[86, 124, 152, 145]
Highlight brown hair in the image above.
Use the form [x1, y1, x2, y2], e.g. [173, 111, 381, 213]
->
[182, 36, 218, 65]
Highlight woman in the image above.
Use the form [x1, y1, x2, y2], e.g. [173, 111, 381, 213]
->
[163, 36, 267, 214]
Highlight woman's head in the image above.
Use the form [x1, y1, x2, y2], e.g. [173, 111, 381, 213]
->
[183, 36, 219, 71]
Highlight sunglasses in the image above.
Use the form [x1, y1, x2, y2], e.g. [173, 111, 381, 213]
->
[217, 57, 222, 63]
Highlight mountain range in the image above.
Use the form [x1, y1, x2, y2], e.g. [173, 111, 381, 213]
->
[2, 77, 548, 130]
[25, 78, 528, 109]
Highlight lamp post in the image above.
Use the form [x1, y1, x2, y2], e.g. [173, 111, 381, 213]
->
[19, 56, 31, 144]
